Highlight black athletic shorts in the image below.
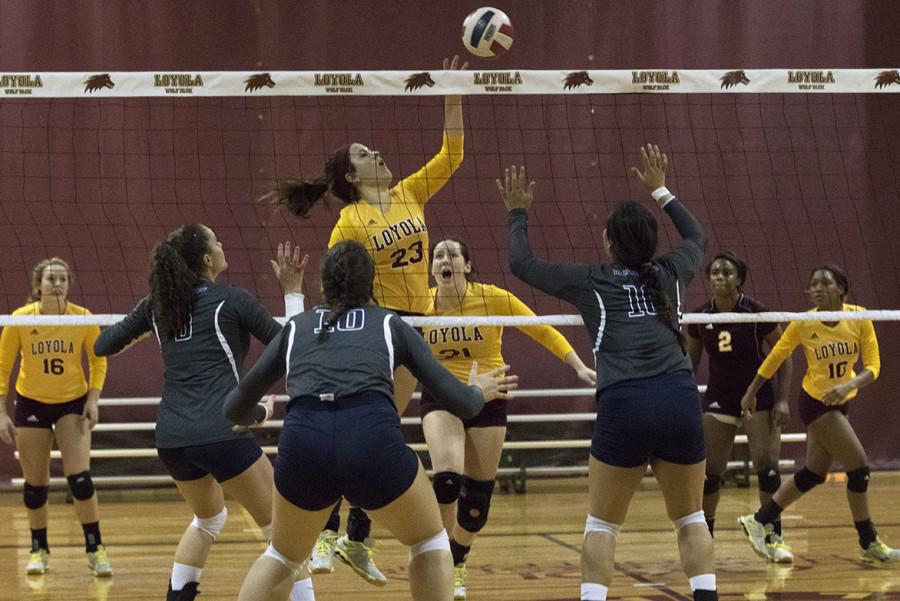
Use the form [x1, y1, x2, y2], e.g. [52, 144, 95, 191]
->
[592, 370, 705, 468]
[420, 386, 508, 428]
[797, 388, 849, 426]
[157, 437, 264, 482]
[275, 391, 420, 511]
[14, 393, 87, 429]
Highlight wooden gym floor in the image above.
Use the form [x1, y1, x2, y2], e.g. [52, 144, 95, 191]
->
[1, 473, 899, 600]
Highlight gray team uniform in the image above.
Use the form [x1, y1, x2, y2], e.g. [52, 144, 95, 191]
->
[224, 304, 485, 510]
[95, 281, 283, 481]
[508, 199, 708, 467]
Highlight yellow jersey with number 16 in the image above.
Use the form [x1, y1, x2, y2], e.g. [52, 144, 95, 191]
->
[328, 132, 463, 314]
[0, 302, 107, 404]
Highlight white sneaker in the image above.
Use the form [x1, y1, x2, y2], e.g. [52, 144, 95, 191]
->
[25, 549, 49, 575]
[335, 535, 387, 586]
[766, 534, 794, 563]
[309, 529, 338, 574]
[453, 563, 467, 600]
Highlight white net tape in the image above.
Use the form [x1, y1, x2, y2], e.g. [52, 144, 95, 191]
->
[2, 310, 899, 328]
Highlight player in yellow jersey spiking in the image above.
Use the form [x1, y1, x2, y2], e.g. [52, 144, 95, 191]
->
[739, 264, 899, 566]
[422, 238, 595, 600]
[0, 257, 111, 577]
[266, 56, 468, 585]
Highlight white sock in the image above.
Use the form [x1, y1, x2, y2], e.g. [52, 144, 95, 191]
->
[289, 577, 315, 601]
[581, 582, 608, 600]
[688, 573, 716, 591]
[171, 562, 203, 590]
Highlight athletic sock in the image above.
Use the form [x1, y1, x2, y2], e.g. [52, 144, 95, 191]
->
[324, 501, 341, 533]
[82, 521, 102, 553]
[450, 538, 471, 566]
[346, 506, 371, 542]
[171, 562, 203, 591]
[855, 518, 878, 549]
[754, 500, 783, 526]
[772, 519, 782, 536]
[31, 528, 48, 552]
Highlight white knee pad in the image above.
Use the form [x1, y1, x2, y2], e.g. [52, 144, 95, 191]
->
[672, 510, 706, 532]
[584, 514, 621, 539]
[409, 529, 450, 560]
[263, 543, 303, 578]
[191, 507, 228, 540]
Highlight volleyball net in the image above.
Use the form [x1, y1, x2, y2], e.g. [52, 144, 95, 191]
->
[2, 68, 900, 480]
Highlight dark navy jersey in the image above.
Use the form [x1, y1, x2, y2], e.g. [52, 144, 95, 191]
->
[224, 304, 485, 425]
[95, 281, 283, 448]
[687, 294, 776, 405]
[508, 199, 706, 393]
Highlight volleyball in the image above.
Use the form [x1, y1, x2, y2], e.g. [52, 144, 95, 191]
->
[461, 7, 514, 58]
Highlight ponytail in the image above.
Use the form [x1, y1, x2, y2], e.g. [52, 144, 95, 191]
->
[148, 224, 210, 338]
[268, 145, 359, 219]
[607, 202, 684, 351]
[319, 241, 374, 341]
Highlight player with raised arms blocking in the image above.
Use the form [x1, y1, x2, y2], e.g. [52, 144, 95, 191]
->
[499, 145, 718, 601]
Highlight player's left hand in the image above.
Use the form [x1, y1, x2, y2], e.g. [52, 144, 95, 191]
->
[443, 55, 469, 71]
[232, 395, 276, 432]
[497, 165, 535, 212]
[271, 242, 308, 295]
[771, 400, 790, 430]
[82, 400, 99, 431]
[822, 383, 853, 406]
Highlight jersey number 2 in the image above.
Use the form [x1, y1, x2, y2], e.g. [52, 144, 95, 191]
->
[717, 331, 733, 353]
[390, 241, 424, 268]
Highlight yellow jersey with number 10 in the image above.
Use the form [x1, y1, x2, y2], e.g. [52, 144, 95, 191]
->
[757, 303, 879, 401]
[328, 132, 463, 314]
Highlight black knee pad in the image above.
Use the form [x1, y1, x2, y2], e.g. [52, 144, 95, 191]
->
[23, 482, 49, 509]
[847, 466, 870, 493]
[457, 477, 495, 533]
[433, 471, 462, 504]
[703, 473, 722, 495]
[66, 470, 95, 501]
[757, 467, 782, 494]
[793, 467, 825, 493]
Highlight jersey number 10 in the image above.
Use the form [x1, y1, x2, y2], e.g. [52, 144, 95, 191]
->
[623, 284, 657, 318]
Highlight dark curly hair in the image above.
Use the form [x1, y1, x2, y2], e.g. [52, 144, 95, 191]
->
[606, 202, 684, 349]
[319, 240, 375, 341]
[267, 145, 360, 219]
[148, 224, 211, 338]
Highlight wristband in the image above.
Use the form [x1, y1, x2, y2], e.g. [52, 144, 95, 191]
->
[651, 186, 672, 201]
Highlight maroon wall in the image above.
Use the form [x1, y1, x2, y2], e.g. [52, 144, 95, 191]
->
[1, 1, 899, 481]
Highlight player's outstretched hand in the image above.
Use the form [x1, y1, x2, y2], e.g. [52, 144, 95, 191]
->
[271, 242, 308, 295]
[497, 165, 535, 212]
[630, 144, 668, 193]
[468, 362, 519, 402]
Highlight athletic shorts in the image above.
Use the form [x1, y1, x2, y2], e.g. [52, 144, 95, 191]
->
[275, 391, 420, 511]
[703, 384, 773, 421]
[420, 386, 508, 428]
[14, 393, 86, 429]
[798, 388, 849, 426]
[157, 437, 264, 483]
[592, 371, 705, 468]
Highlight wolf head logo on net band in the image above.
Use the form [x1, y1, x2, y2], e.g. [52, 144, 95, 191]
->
[563, 71, 594, 90]
[84, 74, 115, 93]
[404, 72, 435, 92]
[720, 70, 750, 89]
[244, 73, 276, 93]
[874, 70, 900, 89]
